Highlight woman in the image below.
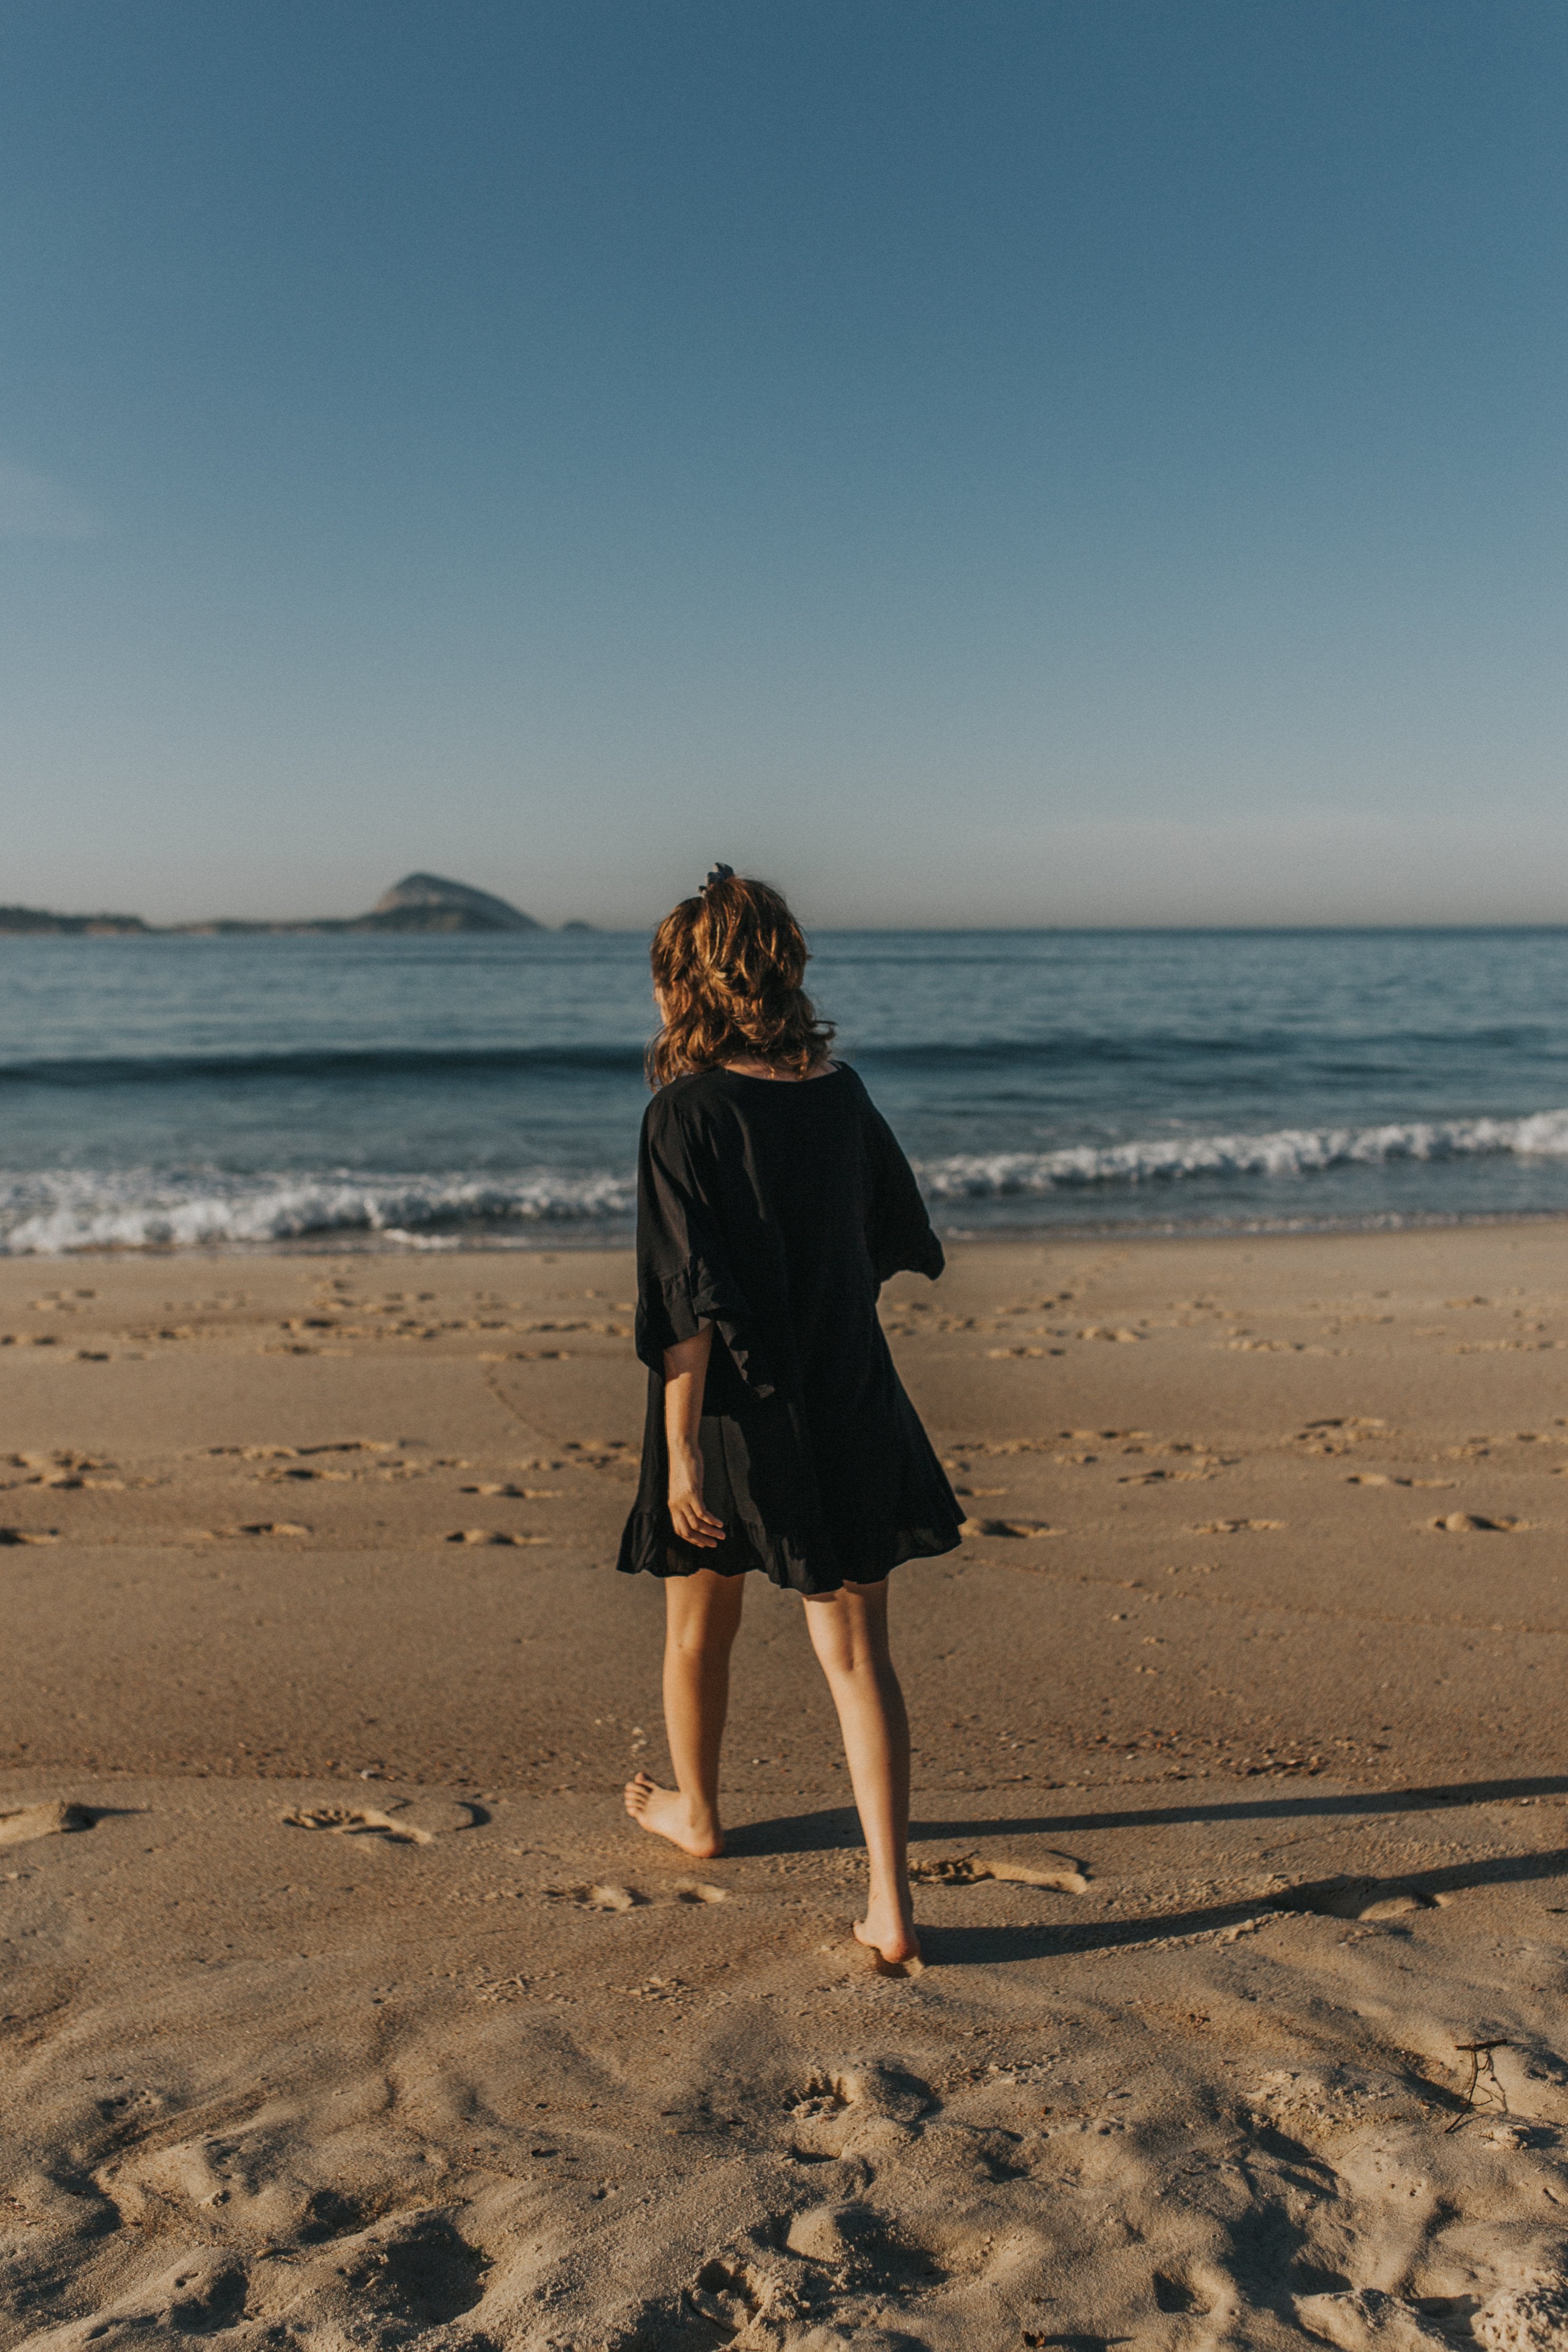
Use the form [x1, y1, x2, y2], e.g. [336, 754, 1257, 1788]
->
[617, 866, 962, 1966]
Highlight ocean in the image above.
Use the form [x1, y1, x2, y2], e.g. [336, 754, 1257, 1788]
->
[3, 927, 1568, 1255]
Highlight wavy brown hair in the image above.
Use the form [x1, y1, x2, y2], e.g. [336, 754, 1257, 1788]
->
[647, 871, 836, 1087]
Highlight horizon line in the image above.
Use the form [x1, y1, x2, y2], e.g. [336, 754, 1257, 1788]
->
[8, 918, 1568, 940]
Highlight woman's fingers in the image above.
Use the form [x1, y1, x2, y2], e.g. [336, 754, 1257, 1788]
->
[671, 1498, 725, 1546]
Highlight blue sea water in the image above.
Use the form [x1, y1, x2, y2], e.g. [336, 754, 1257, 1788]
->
[3, 928, 1568, 1253]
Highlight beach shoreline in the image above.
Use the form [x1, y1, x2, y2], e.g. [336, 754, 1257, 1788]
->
[7, 1202, 1568, 1265]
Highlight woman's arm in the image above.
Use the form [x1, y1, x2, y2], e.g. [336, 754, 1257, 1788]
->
[663, 1325, 725, 1549]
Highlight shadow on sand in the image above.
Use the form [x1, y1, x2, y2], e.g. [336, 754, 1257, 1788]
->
[914, 1843, 1568, 1967]
[724, 1772, 1568, 1964]
[727, 1771, 1568, 1858]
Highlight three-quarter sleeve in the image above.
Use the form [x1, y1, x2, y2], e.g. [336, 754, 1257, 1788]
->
[862, 1091, 944, 1285]
[633, 1094, 776, 1396]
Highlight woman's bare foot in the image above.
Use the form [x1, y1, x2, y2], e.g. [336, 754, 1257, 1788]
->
[623, 1772, 725, 1859]
[853, 1892, 921, 1968]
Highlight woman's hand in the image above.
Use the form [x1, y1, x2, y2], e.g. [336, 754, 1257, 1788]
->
[663, 1326, 724, 1548]
[668, 1441, 725, 1548]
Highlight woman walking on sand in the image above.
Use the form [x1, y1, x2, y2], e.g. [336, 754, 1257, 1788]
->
[617, 866, 962, 1966]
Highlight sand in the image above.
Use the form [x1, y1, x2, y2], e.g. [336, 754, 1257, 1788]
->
[2, 1227, 1567, 2349]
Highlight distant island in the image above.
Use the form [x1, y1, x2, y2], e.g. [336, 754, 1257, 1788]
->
[0, 873, 597, 937]
[0, 905, 151, 936]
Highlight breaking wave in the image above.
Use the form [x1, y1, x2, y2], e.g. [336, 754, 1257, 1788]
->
[4, 1107, 1568, 1254]
[0, 1168, 636, 1256]
[918, 1108, 1568, 1197]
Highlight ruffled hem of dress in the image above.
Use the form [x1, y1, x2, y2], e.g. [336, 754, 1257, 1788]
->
[614, 1507, 963, 1595]
[634, 1262, 776, 1400]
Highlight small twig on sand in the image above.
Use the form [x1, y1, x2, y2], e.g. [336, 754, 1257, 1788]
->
[1446, 2039, 1509, 2132]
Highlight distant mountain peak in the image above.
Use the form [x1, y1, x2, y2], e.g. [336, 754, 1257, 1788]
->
[369, 874, 541, 931]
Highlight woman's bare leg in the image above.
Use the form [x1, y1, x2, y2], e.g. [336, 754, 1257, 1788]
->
[803, 1579, 918, 1964]
[625, 1568, 746, 1859]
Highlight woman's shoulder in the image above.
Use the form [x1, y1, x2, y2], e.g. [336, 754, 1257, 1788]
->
[642, 1066, 731, 1137]
[822, 1059, 875, 1113]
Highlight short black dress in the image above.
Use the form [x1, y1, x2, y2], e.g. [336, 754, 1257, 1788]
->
[616, 1062, 964, 1594]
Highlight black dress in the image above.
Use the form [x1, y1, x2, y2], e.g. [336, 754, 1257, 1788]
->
[616, 1062, 964, 1594]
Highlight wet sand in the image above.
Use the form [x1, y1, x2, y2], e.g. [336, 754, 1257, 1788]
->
[2, 1228, 1566, 2348]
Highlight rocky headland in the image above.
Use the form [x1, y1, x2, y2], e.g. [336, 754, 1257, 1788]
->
[0, 873, 553, 936]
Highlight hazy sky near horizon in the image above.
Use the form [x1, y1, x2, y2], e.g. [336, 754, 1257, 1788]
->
[3, 0, 1565, 930]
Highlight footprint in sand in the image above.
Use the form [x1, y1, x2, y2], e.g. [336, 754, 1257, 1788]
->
[1190, 1518, 1284, 1534]
[285, 1805, 429, 1844]
[909, 1852, 1089, 1894]
[282, 1799, 477, 1844]
[1474, 2283, 1568, 2348]
[1151, 2269, 1219, 2319]
[1295, 2287, 1449, 2346]
[0, 1527, 60, 1545]
[1119, 1468, 1211, 1485]
[547, 1878, 726, 1911]
[0, 1800, 93, 1847]
[458, 1482, 562, 1498]
[209, 1440, 395, 1462]
[193, 1520, 313, 1539]
[1346, 1473, 1455, 1489]
[959, 1517, 1058, 1539]
[59, 2214, 488, 2341]
[1429, 1512, 1526, 1534]
[444, 1528, 549, 1546]
[788, 2060, 936, 2144]
[1267, 1874, 1441, 1922]
[549, 1881, 646, 1911]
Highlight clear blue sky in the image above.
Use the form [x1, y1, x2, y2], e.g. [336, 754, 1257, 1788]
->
[3, 0, 1564, 928]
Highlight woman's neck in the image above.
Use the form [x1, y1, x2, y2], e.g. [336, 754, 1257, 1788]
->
[719, 1054, 835, 1082]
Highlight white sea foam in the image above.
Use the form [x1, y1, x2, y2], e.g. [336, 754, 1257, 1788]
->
[4, 1108, 1568, 1253]
[0, 1168, 636, 1256]
[916, 1108, 1568, 1198]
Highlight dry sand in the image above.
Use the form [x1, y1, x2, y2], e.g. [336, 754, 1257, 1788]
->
[2, 1228, 1567, 2350]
